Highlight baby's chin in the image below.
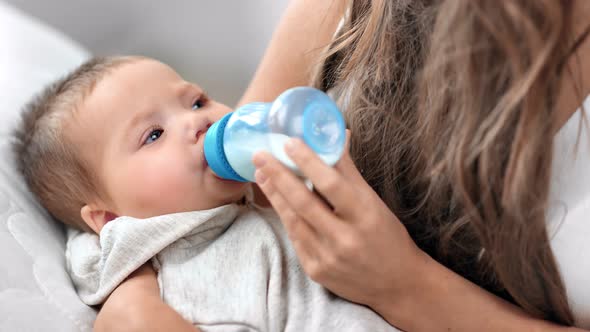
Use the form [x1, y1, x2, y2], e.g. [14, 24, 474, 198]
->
[216, 182, 251, 205]
[206, 171, 250, 200]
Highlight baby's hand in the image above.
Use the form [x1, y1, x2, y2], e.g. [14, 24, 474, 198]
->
[95, 263, 160, 331]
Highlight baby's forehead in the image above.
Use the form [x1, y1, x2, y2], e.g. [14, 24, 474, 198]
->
[70, 59, 187, 139]
[109, 58, 183, 84]
[94, 60, 184, 103]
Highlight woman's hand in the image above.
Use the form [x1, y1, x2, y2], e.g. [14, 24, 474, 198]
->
[251, 135, 590, 332]
[252, 132, 426, 310]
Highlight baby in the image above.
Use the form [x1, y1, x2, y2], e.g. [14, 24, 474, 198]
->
[13, 56, 397, 332]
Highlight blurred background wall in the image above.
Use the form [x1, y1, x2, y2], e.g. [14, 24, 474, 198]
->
[4, 0, 290, 105]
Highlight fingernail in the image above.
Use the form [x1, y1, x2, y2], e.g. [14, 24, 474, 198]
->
[255, 169, 267, 184]
[285, 138, 297, 154]
[252, 153, 266, 168]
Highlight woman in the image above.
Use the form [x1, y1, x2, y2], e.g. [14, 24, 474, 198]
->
[95, 0, 590, 330]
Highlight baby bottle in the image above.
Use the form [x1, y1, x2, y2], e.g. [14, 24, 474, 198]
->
[203, 87, 346, 182]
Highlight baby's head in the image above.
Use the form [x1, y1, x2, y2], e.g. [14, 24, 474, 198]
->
[13, 56, 249, 234]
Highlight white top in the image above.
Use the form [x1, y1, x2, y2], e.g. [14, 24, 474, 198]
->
[66, 205, 397, 332]
[547, 95, 590, 328]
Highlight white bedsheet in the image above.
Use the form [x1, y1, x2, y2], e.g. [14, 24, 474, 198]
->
[0, 1, 94, 331]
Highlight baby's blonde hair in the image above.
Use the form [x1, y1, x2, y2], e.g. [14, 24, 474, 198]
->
[13, 56, 138, 232]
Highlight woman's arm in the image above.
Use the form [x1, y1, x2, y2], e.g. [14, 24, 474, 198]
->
[242, 1, 588, 330]
[237, 0, 346, 106]
[94, 264, 200, 332]
[377, 251, 584, 332]
[250, 138, 588, 332]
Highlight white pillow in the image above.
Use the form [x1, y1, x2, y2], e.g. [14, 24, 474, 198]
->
[0, 2, 96, 331]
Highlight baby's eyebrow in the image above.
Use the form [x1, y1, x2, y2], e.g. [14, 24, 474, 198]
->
[123, 109, 158, 141]
[178, 81, 204, 100]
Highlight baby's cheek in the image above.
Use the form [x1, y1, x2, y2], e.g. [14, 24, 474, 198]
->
[128, 159, 195, 214]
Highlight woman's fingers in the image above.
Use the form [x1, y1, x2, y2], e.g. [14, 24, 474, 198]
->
[255, 173, 319, 260]
[253, 151, 343, 238]
[282, 138, 360, 218]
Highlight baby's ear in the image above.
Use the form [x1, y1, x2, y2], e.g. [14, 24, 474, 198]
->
[80, 204, 118, 234]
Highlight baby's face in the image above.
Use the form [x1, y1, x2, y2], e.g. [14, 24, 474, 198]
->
[73, 59, 248, 220]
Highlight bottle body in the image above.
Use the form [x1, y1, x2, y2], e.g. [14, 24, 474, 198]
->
[204, 87, 346, 182]
[223, 102, 272, 182]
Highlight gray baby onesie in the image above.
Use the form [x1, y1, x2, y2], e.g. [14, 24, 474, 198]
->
[66, 204, 399, 331]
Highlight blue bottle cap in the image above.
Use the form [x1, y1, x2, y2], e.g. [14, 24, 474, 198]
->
[302, 93, 346, 156]
[204, 112, 248, 182]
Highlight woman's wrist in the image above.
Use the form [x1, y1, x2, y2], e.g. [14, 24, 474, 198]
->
[372, 247, 505, 331]
[368, 248, 434, 328]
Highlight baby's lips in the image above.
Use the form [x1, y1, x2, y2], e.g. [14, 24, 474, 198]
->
[196, 123, 213, 142]
[202, 149, 209, 169]
[196, 124, 212, 170]
[196, 129, 204, 142]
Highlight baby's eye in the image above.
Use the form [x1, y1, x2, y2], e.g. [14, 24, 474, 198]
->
[192, 98, 206, 110]
[144, 128, 163, 145]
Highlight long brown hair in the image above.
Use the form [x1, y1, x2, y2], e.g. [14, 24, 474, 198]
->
[313, 0, 587, 324]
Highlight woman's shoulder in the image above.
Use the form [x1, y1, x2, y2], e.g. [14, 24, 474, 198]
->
[546, 94, 590, 328]
[548, 94, 590, 226]
[549, 94, 590, 211]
